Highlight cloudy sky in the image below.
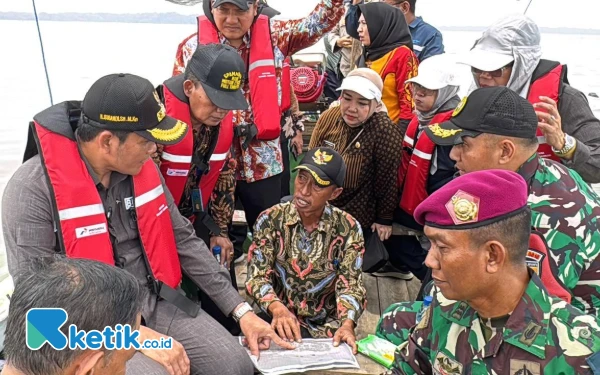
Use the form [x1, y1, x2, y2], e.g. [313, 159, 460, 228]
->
[5, 0, 600, 29]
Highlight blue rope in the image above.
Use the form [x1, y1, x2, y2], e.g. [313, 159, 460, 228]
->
[32, 0, 53, 105]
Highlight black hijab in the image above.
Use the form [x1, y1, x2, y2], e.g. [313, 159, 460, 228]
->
[358, 2, 413, 62]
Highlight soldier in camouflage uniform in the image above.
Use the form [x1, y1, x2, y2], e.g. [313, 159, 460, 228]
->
[386, 169, 600, 374]
[378, 87, 600, 345]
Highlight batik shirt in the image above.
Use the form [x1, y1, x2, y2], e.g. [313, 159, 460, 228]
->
[172, 0, 345, 183]
[246, 202, 366, 338]
[387, 272, 600, 375]
[519, 155, 600, 316]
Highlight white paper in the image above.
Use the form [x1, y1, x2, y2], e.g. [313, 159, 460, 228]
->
[239, 337, 360, 375]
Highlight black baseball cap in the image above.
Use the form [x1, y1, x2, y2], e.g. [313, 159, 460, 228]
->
[184, 44, 248, 111]
[425, 86, 539, 146]
[293, 147, 346, 188]
[81, 73, 188, 145]
[212, 0, 256, 10]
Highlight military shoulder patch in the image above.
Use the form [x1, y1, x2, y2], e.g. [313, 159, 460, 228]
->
[510, 359, 540, 375]
[519, 322, 542, 346]
[433, 352, 463, 375]
[526, 249, 545, 277]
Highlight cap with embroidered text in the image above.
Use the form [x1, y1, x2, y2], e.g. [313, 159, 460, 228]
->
[424, 86, 538, 147]
[80, 73, 188, 145]
[293, 147, 346, 188]
[184, 44, 248, 111]
[414, 169, 529, 229]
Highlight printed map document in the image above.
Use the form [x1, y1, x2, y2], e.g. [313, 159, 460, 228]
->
[238, 337, 360, 375]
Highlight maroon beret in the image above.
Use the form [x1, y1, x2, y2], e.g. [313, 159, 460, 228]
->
[414, 170, 529, 229]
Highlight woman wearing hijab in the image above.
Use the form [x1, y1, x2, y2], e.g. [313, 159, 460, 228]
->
[374, 55, 461, 281]
[355, 2, 418, 133]
[309, 68, 403, 248]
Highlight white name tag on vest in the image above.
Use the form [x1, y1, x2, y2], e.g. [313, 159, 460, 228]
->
[75, 223, 108, 239]
[167, 168, 189, 177]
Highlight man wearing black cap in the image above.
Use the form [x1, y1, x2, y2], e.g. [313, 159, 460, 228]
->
[2, 73, 294, 375]
[422, 86, 600, 318]
[155, 44, 248, 334]
[246, 147, 366, 353]
[172, 0, 345, 243]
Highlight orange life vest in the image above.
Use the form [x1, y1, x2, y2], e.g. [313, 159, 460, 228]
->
[159, 76, 234, 209]
[527, 63, 565, 162]
[398, 110, 454, 215]
[197, 14, 282, 140]
[30, 106, 182, 290]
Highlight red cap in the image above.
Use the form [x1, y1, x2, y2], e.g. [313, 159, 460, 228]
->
[414, 170, 529, 229]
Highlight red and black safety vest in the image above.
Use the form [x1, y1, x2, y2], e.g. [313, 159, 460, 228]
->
[398, 110, 454, 215]
[30, 107, 182, 290]
[159, 76, 234, 209]
[197, 14, 284, 140]
[527, 63, 565, 162]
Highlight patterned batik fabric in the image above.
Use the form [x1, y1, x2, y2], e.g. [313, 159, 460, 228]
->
[246, 202, 367, 338]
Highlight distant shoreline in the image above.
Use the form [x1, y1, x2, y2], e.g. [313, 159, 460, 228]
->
[2, 12, 600, 34]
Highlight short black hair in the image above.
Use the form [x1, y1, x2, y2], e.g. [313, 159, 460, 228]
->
[76, 121, 130, 143]
[388, 0, 416, 13]
[4, 257, 147, 375]
[468, 208, 532, 265]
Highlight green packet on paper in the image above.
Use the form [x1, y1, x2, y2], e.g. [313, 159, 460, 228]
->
[357, 334, 397, 369]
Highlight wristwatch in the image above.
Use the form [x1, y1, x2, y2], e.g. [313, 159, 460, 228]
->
[552, 134, 576, 156]
[232, 302, 253, 323]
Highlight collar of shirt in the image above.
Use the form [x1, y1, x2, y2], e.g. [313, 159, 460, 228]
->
[409, 16, 424, 30]
[517, 154, 540, 188]
[438, 269, 550, 359]
[284, 202, 334, 233]
[220, 31, 251, 49]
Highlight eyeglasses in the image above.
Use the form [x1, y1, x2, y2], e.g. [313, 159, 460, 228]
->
[411, 83, 436, 97]
[214, 5, 252, 18]
[471, 63, 513, 78]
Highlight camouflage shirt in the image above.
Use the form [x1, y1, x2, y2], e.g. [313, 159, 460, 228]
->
[245, 202, 367, 338]
[387, 271, 600, 375]
[520, 155, 600, 316]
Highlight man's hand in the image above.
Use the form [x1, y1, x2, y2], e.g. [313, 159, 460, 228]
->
[269, 301, 302, 343]
[210, 235, 234, 269]
[290, 131, 304, 158]
[333, 319, 357, 354]
[138, 326, 190, 375]
[239, 311, 296, 359]
[371, 223, 392, 241]
[534, 96, 565, 150]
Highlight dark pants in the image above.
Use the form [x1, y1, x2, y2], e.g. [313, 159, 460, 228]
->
[192, 216, 241, 336]
[383, 208, 429, 281]
[235, 174, 282, 232]
[280, 129, 291, 198]
[324, 67, 342, 105]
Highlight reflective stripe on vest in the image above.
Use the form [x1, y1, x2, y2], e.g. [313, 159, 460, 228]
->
[32, 120, 182, 289]
[197, 15, 281, 141]
[527, 64, 563, 162]
[398, 111, 454, 215]
[160, 77, 234, 211]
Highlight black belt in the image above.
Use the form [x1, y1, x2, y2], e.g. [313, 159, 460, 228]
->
[148, 276, 200, 318]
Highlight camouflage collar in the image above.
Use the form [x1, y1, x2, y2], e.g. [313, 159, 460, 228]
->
[516, 153, 540, 187]
[439, 270, 551, 359]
